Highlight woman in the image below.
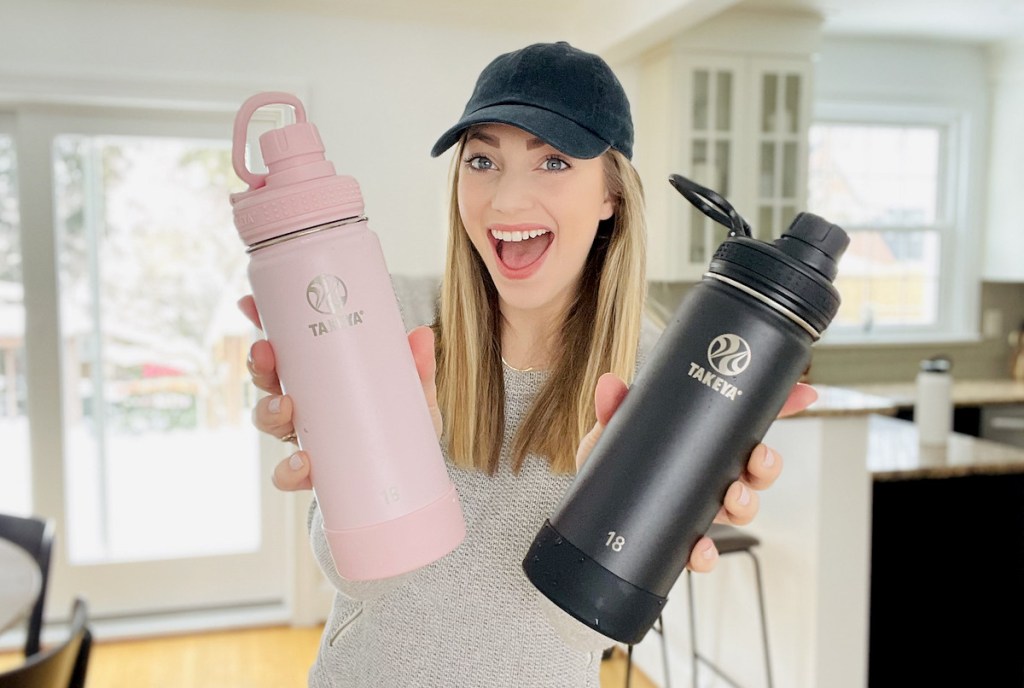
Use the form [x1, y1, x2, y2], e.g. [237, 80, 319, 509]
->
[240, 41, 815, 687]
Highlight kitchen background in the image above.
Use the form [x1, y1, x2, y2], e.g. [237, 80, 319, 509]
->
[1, 0, 1023, 685]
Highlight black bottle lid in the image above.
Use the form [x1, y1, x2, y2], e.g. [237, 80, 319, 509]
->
[669, 174, 850, 338]
[920, 355, 952, 373]
[774, 212, 849, 281]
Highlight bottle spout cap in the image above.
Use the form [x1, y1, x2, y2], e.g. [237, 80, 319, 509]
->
[231, 92, 308, 190]
[229, 92, 364, 247]
[774, 213, 850, 282]
[232, 92, 339, 191]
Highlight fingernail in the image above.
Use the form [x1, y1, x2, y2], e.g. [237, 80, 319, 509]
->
[738, 484, 751, 506]
[702, 541, 717, 559]
[268, 396, 282, 414]
[288, 453, 304, 471]
[762, 447, 776, 469]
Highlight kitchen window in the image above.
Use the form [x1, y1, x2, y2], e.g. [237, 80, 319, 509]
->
[807, 104, 976, 343]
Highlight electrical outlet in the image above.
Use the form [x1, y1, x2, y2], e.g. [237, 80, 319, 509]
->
[982, 308, 1003, 339]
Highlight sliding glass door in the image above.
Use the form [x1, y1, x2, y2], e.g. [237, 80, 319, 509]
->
[9, 103, 289, 619]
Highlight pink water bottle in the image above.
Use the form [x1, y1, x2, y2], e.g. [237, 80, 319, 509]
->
[229, 92, 464, 580]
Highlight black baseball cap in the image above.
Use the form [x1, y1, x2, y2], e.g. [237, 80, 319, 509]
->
[430, 41, 634, 160]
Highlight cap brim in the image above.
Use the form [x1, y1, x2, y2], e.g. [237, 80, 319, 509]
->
[430, 103, 610, 159]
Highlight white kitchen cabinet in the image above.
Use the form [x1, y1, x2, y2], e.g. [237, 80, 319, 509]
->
[983, 40, 1024, 281]
[635, 10, 819, 281]
[627, 410, 875, 688]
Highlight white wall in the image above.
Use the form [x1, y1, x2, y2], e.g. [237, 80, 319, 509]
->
[984, 39, 1024, 281]
[815, 36, 991, 105]
[0, 0, 593, 276]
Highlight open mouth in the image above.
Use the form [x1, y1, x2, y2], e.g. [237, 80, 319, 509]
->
[490, 227, 553, 274]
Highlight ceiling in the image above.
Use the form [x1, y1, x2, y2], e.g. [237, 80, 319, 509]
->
[749, 0, 1024, 43]
[117, 0, 1024, 48]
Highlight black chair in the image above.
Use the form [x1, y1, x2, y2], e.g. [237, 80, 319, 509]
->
[0, 514, 55, 657]
[625, 524, 773, 688]
[0, 597, 92, 688]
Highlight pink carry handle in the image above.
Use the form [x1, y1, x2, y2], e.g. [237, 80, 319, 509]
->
[231, 91, 308, 191]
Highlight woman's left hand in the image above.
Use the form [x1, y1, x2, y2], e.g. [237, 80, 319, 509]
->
[575, 372, 818, 574]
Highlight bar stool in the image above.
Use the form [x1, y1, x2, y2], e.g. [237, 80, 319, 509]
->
[624, 523, 773, 688]
[625, 615, 670, 688]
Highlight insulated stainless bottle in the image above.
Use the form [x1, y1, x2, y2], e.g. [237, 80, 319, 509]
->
[522, 175, 849, 643]
[230, 92, 464, 581]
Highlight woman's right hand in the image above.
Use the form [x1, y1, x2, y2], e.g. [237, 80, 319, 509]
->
[238, 294, 442, 492]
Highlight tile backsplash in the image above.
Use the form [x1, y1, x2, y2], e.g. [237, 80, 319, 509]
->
[646, 281, 1024, 385]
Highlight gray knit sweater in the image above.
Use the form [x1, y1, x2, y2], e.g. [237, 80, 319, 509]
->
[306, 276, 659, 688]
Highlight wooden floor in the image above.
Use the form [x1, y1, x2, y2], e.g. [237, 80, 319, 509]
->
[0, 624, 656, 687]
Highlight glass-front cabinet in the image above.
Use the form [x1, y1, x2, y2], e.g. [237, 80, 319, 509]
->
[636, 23, 814, 281]
[754, 61, 811, 242]
[685, 60, 739, 266]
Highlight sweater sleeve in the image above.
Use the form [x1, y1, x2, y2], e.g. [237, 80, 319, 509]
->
[536, 592, 619, 652]
[307, 497, 415, 601]
[391, 273, 442, 331]
[637, 310, 664, 370]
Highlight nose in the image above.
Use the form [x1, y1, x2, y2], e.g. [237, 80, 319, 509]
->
[490, 169, 534, 214]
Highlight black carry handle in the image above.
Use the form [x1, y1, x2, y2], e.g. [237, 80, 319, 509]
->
[669, 173, 752, 238]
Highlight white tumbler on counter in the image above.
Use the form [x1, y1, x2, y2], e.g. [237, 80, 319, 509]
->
[915, 356, 953, 446]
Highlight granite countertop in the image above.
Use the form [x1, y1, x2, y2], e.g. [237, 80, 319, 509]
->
[868, 414, 1024, 480]
[845, 378, 1024, 408]
[793, 384, 898, 418]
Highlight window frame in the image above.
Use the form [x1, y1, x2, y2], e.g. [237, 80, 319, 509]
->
[809, 101, 980, 346]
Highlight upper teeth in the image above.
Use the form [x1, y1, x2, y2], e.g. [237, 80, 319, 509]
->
[490, 228, 550, 242]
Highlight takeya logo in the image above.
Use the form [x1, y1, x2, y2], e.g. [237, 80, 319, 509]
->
[686, 334, 750, 401]
[306, 274, 364, 337]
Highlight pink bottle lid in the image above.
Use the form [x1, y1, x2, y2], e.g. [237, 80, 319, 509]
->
[230, 92, 364, 247]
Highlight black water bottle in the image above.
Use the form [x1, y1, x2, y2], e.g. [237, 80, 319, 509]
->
[522, 175, 849, 644]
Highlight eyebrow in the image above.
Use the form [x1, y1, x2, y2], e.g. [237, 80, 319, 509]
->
[467, 130, 500, 147]
[466, 130, 550, 151]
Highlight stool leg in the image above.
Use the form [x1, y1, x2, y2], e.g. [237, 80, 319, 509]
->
[746, 550, 774, 688]
[655, 615, 671, 688]
[624, 616, 671, 688]
[686, 570, 698, 688]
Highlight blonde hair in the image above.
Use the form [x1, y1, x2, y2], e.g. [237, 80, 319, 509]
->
[433, 138, 647, 475]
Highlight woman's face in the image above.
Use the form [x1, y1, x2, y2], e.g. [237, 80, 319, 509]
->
[457, 124, 614, 317]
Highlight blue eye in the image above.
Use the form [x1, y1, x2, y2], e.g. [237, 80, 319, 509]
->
[465, 155, 494, 171]
[543, 157, 570, 171]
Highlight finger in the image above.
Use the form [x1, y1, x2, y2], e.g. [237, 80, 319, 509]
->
[247, 339, 282, 394]
[237, 295, 263, 330]
[777, 382, 818, 418]
[594, 372, 629, 426]
[740, 443, 783, 491]
[407, 326, 442, 440]
[575, 373, 629, 471]
[686, 535, 719, 573]
[712, 480, 760, 526]
[271, 451, 313, 492]
[252, 394, 295, 438]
